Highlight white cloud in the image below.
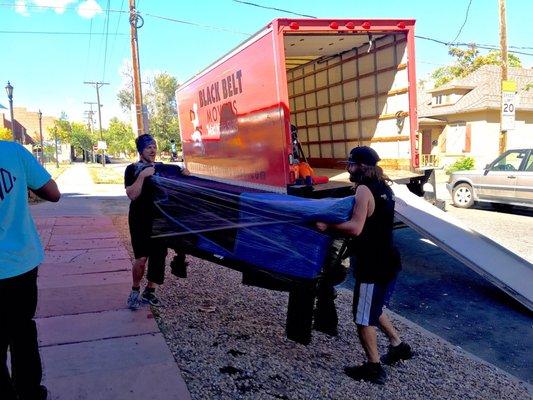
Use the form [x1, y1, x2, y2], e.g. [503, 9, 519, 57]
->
[32, 0, 77, 14]
[15, 0, 30, 16]
[77, 0, 102, 19]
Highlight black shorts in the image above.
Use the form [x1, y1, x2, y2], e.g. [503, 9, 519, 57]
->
[128, 211, 153, 259]
[352, 278, 396, 326]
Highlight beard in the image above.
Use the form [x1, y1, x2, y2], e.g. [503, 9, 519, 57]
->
[349, 170, 365, 183]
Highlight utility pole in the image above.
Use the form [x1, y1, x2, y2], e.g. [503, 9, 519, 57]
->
[84, 101, 96, 134]
[38, 110, 44, 165]
[84, 102, 96, 163]
[84, 82, 109, 166]
[498, 0, 508, 154]
[129, 0, 145, 136]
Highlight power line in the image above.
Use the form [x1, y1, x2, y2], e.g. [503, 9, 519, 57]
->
[0, 30, 127, 35]
[102, 0, 112, 82]
[232, 0, 316, 18]
[84, 19, 94, 82]
[232, 0, 533, 56]
[108, 0, 127, 63]
[0, 2, 126, 13]
[1, 2, 531, 56]
[415, 35, 533, 56]
[450, 0, 473, 44]
[142, 13, 251, 36]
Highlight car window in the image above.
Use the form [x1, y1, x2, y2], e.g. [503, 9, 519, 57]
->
[525, 153, 533, 172]
[491, 150, 527, 171]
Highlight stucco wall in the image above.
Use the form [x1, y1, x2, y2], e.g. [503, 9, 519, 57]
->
[507, 111, 533, 150]
[432, 110, 533, 168]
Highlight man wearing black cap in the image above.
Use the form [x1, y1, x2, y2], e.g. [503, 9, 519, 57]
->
[317, 146, 412, 384]
[124, 134, 189, 309]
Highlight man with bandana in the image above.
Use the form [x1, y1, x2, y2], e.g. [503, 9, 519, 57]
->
[124, 134, 189, 309]
[316, 146, 412, 385]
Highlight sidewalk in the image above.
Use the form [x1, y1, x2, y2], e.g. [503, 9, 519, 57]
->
[32, 164, 191, 400]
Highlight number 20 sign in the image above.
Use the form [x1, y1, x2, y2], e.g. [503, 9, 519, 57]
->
[501, 81, 517, 131]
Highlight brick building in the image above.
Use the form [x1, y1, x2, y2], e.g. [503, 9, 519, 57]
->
[10, 107, 56, 142]
[0, 109, 34, 144]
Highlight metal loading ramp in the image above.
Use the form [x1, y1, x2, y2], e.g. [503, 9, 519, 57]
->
[392, 183, 533, 311]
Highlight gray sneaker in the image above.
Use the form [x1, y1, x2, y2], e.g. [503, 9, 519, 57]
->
[127, 290, 141, 310]
[141, 290, 162, 307]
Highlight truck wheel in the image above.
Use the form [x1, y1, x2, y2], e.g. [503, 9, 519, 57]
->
[452, 183, 474, 208]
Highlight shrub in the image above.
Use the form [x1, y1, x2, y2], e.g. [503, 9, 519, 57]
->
[446, 157, 475, 174]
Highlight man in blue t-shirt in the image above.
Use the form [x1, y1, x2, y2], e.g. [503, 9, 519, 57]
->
[0, 140, 61, 400]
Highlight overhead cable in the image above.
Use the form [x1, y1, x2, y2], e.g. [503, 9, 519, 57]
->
[450, 0, 473, 44]
[232, 0, 316, 18]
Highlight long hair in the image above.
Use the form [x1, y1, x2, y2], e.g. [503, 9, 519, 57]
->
[357, 164, 392, 185]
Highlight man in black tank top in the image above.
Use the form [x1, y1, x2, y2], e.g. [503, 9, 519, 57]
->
[317, 146, 412, 384]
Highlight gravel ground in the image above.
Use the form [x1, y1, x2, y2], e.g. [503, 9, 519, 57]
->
[112, 215, 531, 400]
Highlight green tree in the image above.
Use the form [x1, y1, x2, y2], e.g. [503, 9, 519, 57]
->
[432, 45, 522, 87]
[145, 73, 180, 151]
[0, 127, 13, 141]
[117, 87, 134, 112]
[105, 117, 136, 156]
[71, 122, 95, 153]
[48, 112, 72, 143]
[116, 70, 181, 152]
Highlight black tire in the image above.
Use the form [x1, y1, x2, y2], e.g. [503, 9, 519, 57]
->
[452, 183, 474, 208]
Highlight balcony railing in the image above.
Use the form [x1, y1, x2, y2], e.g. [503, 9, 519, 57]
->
[421, 154, 439, 167]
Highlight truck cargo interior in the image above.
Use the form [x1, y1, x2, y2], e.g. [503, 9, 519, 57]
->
[284, 32, 413, 179]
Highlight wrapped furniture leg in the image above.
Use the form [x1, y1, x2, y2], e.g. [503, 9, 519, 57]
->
[286, 281, 317, 345]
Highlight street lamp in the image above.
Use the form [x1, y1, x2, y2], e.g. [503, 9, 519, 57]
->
[54, 130, 59, 169]
[38, 110, 44, 165]
[5, 81, 16, 142]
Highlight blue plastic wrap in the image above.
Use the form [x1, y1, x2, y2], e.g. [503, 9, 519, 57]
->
[149, 171, 354, 280]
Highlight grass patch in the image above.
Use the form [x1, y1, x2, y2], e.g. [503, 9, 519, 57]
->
[45, 164, 68, 180]
[87, 164, 124, 184]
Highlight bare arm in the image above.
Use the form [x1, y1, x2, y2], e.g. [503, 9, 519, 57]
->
[32, 179, 61, 202]
[316, 185, 374, 236]
[126, 166, 155, 201]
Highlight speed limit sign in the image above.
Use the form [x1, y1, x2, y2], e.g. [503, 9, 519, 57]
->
[501, 81, 517, 130]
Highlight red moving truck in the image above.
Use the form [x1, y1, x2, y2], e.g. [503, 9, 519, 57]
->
[176, 18, 431, 197]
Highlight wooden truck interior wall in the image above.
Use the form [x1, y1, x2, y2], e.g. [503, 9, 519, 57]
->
[284, 33, 411, 169]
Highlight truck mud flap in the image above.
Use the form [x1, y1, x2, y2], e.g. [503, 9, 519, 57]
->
[393, 183, 533, 311]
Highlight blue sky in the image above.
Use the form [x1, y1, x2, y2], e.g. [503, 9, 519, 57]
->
[1, 0, 532, 127]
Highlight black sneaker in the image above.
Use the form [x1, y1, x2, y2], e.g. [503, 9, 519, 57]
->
[344, 362, 387, 384]
[381, 342, 413, 365]
[170, 254, 188, 278]
[141, 291, 162, 307]
[40, 385, 48, 400]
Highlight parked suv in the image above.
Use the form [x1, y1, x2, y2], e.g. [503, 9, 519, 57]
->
[447, 148, 533, 209]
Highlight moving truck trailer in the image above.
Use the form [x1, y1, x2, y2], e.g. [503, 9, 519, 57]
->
[171, 17, 533, 324]
[176, 18, 431, 197]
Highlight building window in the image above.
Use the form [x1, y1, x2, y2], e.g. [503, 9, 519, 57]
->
[446, 122, 466, 154]
[434, 95, 443, 105]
